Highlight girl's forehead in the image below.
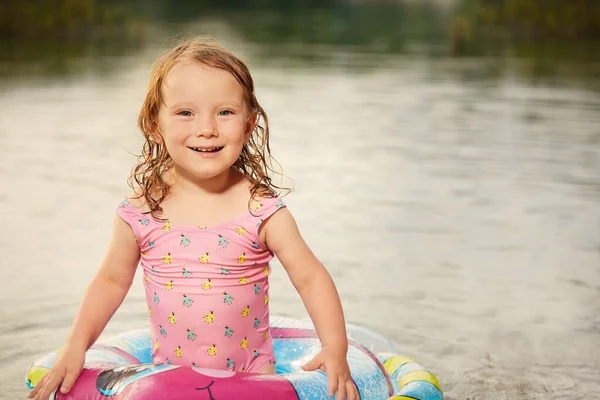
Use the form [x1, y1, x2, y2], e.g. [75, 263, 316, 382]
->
[163, 62, 244, 95]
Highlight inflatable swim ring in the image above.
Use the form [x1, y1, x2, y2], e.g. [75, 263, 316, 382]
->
[26, 316, 442, 399]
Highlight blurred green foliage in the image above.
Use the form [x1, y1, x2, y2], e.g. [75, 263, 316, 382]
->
[0, 0, 145, 38]
[0, 0, 446, 76]
[0, 0, 447, 45]
[0, 0, 597, 84]
[0, 0, 148, 77]
[454, 0, 600, 38]
[3, 0, 599, 42]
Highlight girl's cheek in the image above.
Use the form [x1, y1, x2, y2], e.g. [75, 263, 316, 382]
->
[220, 119, 246, 131]
[168, 120, 189, 133]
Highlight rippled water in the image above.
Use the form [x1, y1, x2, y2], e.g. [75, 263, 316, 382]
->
[1, 16, 599, 400]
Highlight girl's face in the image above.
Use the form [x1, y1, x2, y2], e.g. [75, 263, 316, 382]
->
[156, 62, 254, 183]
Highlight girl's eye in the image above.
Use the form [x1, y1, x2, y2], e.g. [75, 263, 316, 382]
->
[218, 109, 234, 116]
[177, 110, 193, 117]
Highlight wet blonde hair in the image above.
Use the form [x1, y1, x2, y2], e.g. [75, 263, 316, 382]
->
[130, 36, 288, 217]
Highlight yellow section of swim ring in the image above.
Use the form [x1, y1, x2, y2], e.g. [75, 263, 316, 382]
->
[383, 356, 442, 392]
[27, 365, 49, 388]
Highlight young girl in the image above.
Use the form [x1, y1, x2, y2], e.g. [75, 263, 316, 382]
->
[29, 37, 359, 400]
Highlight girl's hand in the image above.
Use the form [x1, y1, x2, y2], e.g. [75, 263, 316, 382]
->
[302, 346, 360, 400]
[28, 345, 85, 400]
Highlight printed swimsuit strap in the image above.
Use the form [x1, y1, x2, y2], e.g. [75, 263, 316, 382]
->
[116, 198, 142, 246]
[246, 197, 286, 237]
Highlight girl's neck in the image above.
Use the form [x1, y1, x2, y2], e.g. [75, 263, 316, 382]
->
[167, 167, 246, 198]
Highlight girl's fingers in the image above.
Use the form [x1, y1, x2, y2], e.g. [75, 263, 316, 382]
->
[35, 377, 52, 400]
[346, 379, 359, 400]
[36, 372, 62, 400]
[59, 368, 79, 394]
[35, 381, 51, 400]
[27, 374, 47, 398]
[327, 372, 337, 397]
[336, 377, 346, 399]
[301, 356, 321, 372]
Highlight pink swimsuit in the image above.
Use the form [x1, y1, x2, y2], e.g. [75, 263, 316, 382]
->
[116, 196, 285, 373]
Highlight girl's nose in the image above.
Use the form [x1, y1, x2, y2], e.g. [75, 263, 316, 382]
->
[196, 127, 216, 138]
[195, 117, 217, 138]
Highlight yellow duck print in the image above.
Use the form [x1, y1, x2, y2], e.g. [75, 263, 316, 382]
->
[238, 253, 247, 264]
[239, 277, 248, 285]
[263, 331, 268, 340]
[165, 280, 174, 290]
[168, 312, 177, 324]
[202, 279, 212, 290]
[236, 227, 246, 235]
[241, 305, 250, 318]
[240, 337, 248, 349]
[162, 221, 172, 232]
[141, 251, 147, 258]
[204, 311, 215, 323]
[264, 294, 269, 305]
[199, 252, 210, 264]
[263, 265, 270, 275]
[207, 344, 217, 356]
[251, 203, 262, 212]
[148, 307, 152, 317]
[154, 338, 160, 351]
[145, 274, 150, 284]
[175, 346, 183, 358]
[163, 253, 172, 265]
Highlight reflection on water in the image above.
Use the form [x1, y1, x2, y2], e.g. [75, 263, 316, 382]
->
[1, 3, 599, 400]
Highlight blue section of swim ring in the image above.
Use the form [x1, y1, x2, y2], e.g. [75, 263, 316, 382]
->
[275, 338, 391, 400]
[395, 380, 444, 400]
[96, 329, 153, 364]
[84, 348, 135, 365]
[273, 337, 317, 374]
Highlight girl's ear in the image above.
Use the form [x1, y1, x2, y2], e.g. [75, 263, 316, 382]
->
[149, 120, 164, 144]
[244, 113, 258, 143]
[151, 131, 164, 144]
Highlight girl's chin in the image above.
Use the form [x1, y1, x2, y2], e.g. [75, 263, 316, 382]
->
[172, 165, 236, 183]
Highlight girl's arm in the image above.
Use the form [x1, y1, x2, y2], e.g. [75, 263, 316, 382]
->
[263, 207, 359, 400]
[29, 215, 140, 400]
[65, 214, 141, 349]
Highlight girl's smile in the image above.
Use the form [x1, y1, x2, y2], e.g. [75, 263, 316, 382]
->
[188, 146, 224, 158]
